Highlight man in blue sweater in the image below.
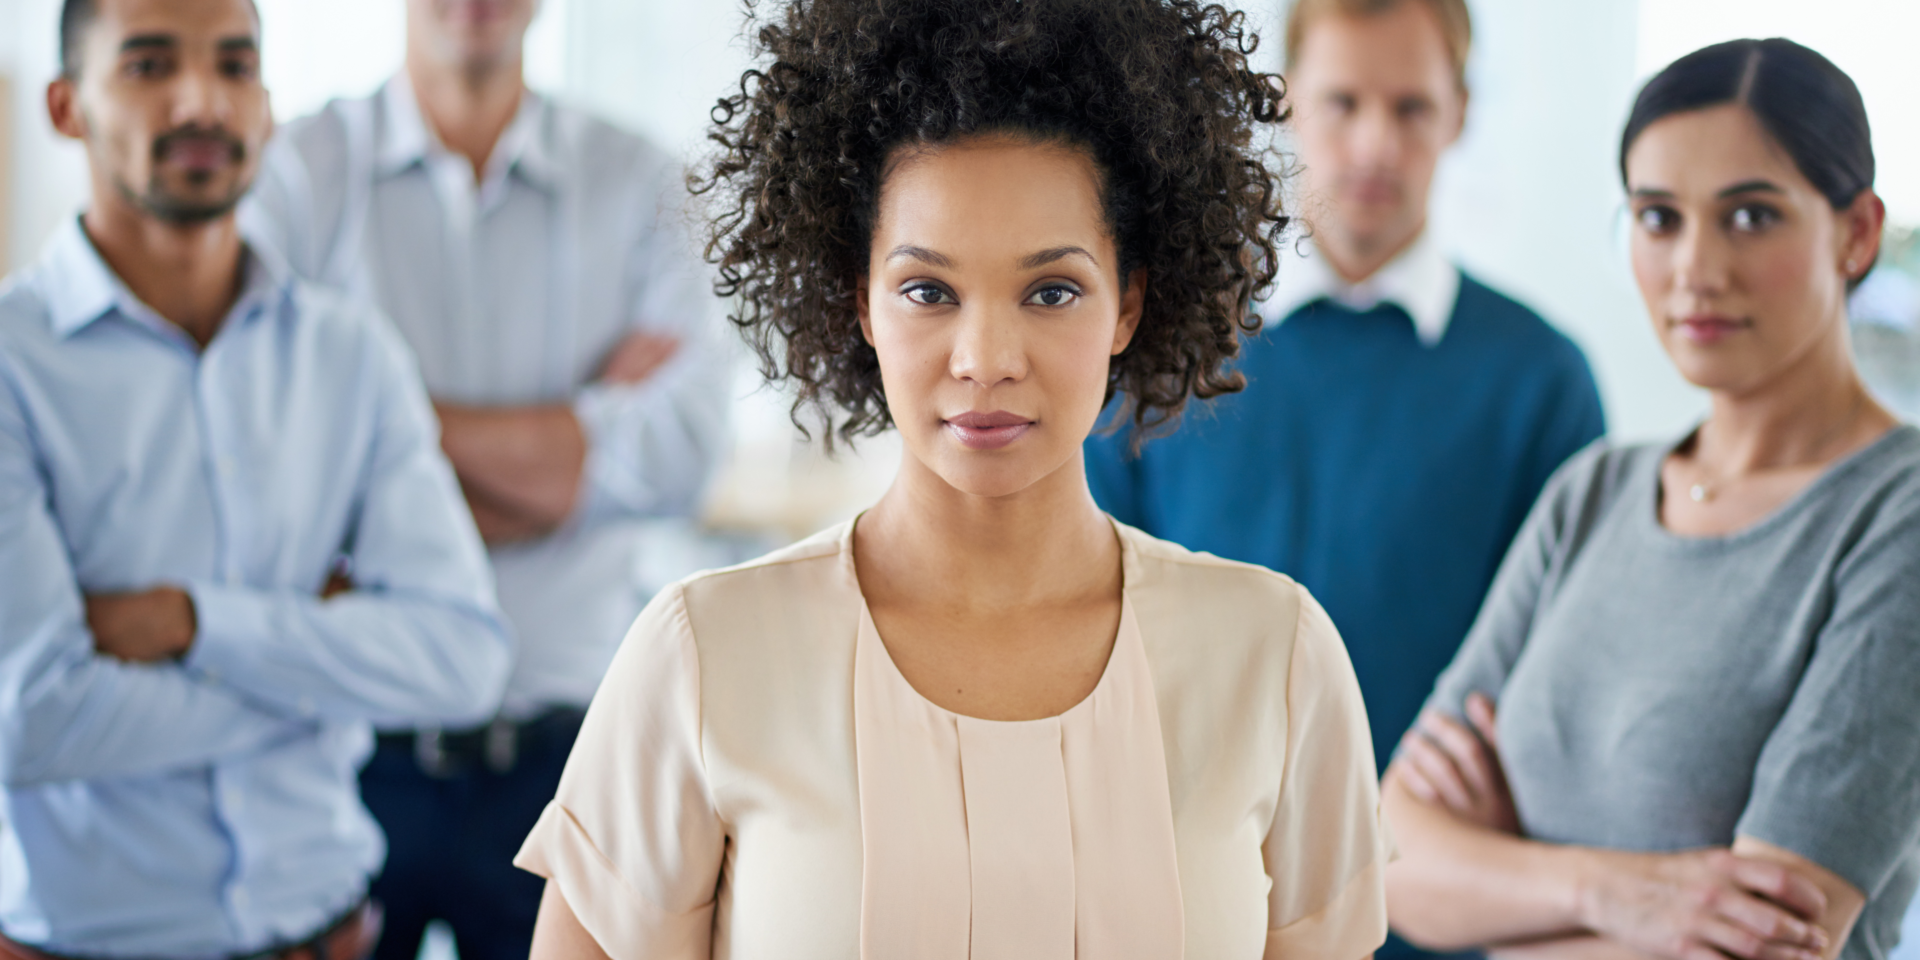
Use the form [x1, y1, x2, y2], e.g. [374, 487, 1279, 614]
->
[1088, 0, 1603, 807]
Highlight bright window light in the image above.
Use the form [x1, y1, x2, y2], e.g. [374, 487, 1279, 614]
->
[1638, 0, 1920, 225]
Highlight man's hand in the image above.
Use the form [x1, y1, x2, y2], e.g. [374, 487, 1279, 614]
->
[86, 587, 197, 662]
[1392, 692, 1520, 834]
[598, 332, 680, 384]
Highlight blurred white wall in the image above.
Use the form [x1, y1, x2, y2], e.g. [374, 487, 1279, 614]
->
[1427, 0, 1706, 443]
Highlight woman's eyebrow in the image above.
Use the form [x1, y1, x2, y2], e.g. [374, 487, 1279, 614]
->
[886, 245, 955, 268]
[1020, 246, 1099, 269]
[1628, 180, 1785, 202]
[1716, 179, 1785, 198]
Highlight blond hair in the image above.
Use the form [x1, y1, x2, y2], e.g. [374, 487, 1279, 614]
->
[1283, 0, 1472, 91]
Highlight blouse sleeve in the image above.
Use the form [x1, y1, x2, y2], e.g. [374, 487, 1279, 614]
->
[1263, 588, 1392, 960]
[1734, 485, 1920, 898]
[514, 582, 726, 960]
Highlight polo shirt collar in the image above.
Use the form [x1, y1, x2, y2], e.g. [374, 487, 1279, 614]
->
[1266, 229, 1461, 347]
[375, 73, 556, 191]
[40, 215, 293, 341]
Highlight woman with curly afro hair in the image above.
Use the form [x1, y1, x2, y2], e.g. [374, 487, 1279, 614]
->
[516, 1, 1391, 957]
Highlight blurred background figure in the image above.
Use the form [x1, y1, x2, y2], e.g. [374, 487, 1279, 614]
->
[1084, 7, 1603, 956]
[239, 1, 728, 958]
[0, 0, 510, 956]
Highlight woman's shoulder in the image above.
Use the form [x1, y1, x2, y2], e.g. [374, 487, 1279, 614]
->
[1118, 520, 1307, 609]
[1828, 425, 1920, 541]
[1115, 521, 1336, 670]
[668, 520, 863, 648]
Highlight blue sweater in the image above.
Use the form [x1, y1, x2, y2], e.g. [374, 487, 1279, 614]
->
[1087, 273, 1605, 773]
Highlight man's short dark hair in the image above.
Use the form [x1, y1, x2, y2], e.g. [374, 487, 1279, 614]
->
[59, 0, 260, 79]
[59, 0, 96, 79]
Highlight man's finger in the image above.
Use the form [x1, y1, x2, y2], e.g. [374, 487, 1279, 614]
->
[601, 334, 681, 383]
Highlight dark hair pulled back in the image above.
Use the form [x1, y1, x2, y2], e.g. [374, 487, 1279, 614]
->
[695, 0, 1291, 446]
[1620, 38, 1874, 213]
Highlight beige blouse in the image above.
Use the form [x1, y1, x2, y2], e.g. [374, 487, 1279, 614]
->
[516, 519, 1390, 959]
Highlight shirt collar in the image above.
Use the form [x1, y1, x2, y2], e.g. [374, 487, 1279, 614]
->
[375, 73, 556, 191]
[1265, 230, 1462, 346]
[40, 215, 293, 341]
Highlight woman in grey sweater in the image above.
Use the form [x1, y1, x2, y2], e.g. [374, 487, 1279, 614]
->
[1383, 38, 1920, 960]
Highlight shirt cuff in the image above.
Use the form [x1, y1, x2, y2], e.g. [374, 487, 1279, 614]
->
[182, 582, 316, 716]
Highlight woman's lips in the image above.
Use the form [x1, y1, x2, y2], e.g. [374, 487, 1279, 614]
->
[1675, 314, 1749, 345]
[944, 411, 1035, 450]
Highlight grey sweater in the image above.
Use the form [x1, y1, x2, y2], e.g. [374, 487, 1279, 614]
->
[1425, 426, 1920, 960]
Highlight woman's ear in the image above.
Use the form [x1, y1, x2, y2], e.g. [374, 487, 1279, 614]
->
[856, 278, 874, 346]
[1840, 190, 1886, 280]
[1111, 269, 1146, 356]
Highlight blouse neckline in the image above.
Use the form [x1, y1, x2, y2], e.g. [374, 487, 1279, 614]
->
[835, 513, 1144, 725]
[842, 514, 1186, 958]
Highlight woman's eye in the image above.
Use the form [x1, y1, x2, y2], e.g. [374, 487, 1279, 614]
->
[904, 284, 953, 306]
[1635, 205, 1679, 234]
[1728, 204, 1780, 233]
[1026, 285, 1081, 308]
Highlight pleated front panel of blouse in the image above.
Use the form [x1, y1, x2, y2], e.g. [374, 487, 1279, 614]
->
[853, 599, 1186, 959]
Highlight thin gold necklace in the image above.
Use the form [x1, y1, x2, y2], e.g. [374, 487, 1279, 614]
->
[1687, 393, 1866, 503]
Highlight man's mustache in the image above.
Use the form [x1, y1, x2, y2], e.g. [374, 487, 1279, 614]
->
[151, 127, 246, 164]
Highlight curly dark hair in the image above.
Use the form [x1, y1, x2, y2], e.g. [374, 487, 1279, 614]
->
[697, 0, 1291, 445]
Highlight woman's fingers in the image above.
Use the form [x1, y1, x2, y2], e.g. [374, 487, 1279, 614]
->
[1390, 757, 1440, 804]
[1402, 728, 1478, 813]
[1466, 692, 1502, 751]
[1730, 857, 1830, 924]
[1697, 914, 1824, 960]
[1715, 889, 1828, 953]
[1418, 709, 1499, 802]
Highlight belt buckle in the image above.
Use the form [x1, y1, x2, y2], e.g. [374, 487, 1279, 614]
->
[413, 728, 457, 778]
[484, 718, 518, 774]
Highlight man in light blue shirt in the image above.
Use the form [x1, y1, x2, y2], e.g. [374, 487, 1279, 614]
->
[0, 0, 511, 956]
[241, 1, 728, 956]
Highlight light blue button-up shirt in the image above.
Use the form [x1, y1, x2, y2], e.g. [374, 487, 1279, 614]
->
[243, 77, 729, 718]
[0, 219, 512, 958]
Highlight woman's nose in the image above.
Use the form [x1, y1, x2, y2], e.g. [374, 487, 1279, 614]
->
[948, 304, 1029, 388]
[1672, 222, 1732, 297]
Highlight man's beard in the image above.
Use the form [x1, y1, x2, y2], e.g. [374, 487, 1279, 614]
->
[117, 128, 251, 226]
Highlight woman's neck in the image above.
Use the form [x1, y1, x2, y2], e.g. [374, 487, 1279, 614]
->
[855, 451, 1121, 613]
[1694, 325, 1891, 475]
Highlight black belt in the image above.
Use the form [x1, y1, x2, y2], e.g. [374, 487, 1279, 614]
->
[376, 708, 585, 778]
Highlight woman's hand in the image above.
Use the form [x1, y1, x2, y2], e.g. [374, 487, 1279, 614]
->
[1578, 848, 1831, 960]
[1392, 692, 1519, 834]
